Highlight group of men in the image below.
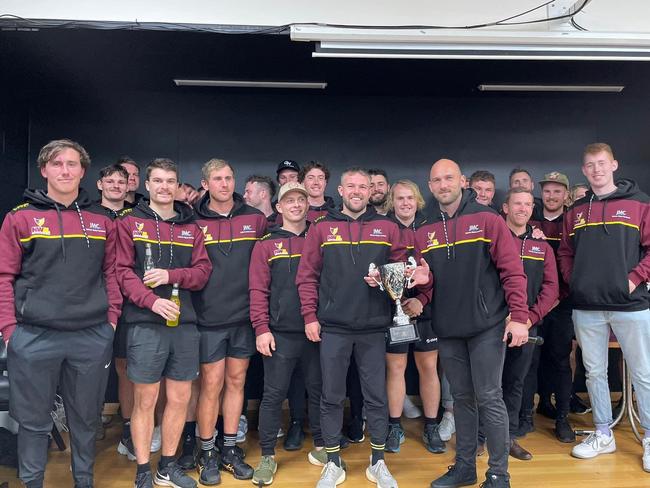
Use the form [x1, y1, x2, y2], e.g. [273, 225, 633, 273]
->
[1, 139, 649, 488]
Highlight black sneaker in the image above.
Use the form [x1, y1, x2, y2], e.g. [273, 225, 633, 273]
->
[134, 470, 153, 488]
[536, 400, 557, 420]
[346, 416, 365, 443]
[385, 423, 405, 453]
[515, 413, 534, 438]
[479, 473, 511, 488]
[197, 448, 221, 486]
[220, 446, 254, 480]
[155, 462, 197, 488]
[570, 394, 592, 415]
[430, 464, 478, 488]
[339, 435, 350, 450]
[177, 434, 197, 470]
[423, 423, 446, 454]
[555, 416, 576, 443]
[283, 419, 305, 451]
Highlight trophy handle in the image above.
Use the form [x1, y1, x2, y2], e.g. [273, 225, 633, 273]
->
[368, 263, 384, 291]
[405, 256, 417, 289]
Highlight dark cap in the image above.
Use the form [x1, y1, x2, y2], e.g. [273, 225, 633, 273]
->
[276, 160, 300, 175]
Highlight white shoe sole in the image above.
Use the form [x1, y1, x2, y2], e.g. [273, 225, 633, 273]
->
[571, 444, 616, 459]
[365, 467, 397, 488]
[308, 452, 325, 467]
[153, 475, 183, 487]
[117, 441, 136, 461]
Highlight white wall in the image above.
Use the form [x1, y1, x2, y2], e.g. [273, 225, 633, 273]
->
[1, 0, 649, 32]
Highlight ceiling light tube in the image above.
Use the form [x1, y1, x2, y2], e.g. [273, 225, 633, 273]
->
[174, 79, 328, 89]
[478, 84, 625, 92]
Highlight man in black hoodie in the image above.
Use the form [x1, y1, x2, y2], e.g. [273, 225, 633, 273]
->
[0, 139, 122, 488]
[558, 143, 650, 470]
[297, 167, 431, 488]
[415, 159, 529, 488]
[193, 159, 267, 481]
[116, 158, 212, 488]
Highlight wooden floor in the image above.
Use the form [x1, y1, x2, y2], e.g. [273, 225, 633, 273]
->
[1, 408, 648, 487]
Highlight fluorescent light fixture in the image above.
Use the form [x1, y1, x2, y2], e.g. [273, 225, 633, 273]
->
[174, 79, 327, 89]
[478, 84, 625, 92]
[291, 26, 650, 61]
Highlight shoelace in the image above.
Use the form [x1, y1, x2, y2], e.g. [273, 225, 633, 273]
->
[582, 432, 604, 449]
[373, 459, 392, 479]
[259, 456, 275, 472]
[322, 462, 342, 479]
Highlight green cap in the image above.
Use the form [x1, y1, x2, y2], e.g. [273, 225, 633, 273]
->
[539, 171, 569, 189]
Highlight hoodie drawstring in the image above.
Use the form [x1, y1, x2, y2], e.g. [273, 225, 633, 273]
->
[520, 235, 528, 262]
[216, 216, 234, 256]
[585, 193, 610, 235]
[54, 203, 66, 261]
[74, 202, 91, 249]
[53, 202, 91, 261]
[602, 199, 610, 235]
[152, 212, 175, 268]
[441, 212, 458, 260]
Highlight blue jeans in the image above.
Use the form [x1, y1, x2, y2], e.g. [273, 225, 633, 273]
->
[573, 309, 650, 431]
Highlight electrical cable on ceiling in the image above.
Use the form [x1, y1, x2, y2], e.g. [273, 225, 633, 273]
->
[0, 0, 592, 35]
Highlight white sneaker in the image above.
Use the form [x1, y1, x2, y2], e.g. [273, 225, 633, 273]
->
[366, 458, 398, 488]
[402, 396, 422, 419]
[237, 415, 248, 443]
[277, 427, 285, 438]
[316, 461, 346, 488]
[643, 438, 650, 472]
[438, 411, 455, 441]
[571, 431, 616, 459]
[150, 425, 161, 453]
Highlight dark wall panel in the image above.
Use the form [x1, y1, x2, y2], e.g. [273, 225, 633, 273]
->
[24, 89, 650, 205]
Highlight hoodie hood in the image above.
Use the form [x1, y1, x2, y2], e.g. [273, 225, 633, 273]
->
[594, 178, 641, 201]
[24, 187, 94, 209]
[135, 198, 195, 224]
[267, 223, 309, 239]
[311, 195, 336, 211]
[387, 210, 427, 231]
[195, 191, 246, 219]
[426, 188, 477, 223]
[326, 204, 382, 222]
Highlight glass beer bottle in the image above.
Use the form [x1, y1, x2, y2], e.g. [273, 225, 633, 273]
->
[166, 283, 180, 327]
[144, 243, 155, 287]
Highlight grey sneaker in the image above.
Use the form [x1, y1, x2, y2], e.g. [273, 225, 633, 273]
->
[316, 461, 346, 488]
[438, 411, 455, 442]
[253, 455, 277, 485]
[308, 449, 347, 470]
[365, 459, 398, 488]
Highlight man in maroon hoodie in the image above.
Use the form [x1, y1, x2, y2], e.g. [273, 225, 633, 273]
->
[0, 139, 121, 488]
[116, 158, 212, 488]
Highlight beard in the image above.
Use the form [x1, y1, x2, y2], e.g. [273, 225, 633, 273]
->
[370, 192, 388, 206]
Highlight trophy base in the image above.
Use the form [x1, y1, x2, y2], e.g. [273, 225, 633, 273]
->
[388, 322, 420, 345]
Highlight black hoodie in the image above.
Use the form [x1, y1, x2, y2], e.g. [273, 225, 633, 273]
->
[249, 224, 308, 336]
[0, 188, 122, 339]
[116, 199, 211, 327]
[193, 192, 268, 328]
[414, 189, 529, 339]
[558, 178, 650, 311]
[297, 205, 407, 334]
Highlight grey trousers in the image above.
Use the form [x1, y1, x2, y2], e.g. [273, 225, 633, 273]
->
[8, 323, 113, 487]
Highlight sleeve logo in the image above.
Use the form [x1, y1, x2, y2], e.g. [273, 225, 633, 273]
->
[31, 217, 51, 236]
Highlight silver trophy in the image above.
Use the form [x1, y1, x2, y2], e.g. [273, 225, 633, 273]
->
[369, 256, 421, 345]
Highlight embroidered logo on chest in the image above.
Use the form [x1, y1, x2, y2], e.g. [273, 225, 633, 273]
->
[31, 217, 51, 236]
[200, 226, 213, 241]
[274, 242, 289, 256]
[133, 221, 149, 239]
[465, 224, 482, 235]
[427, 231, 439, 246]
[529, 245, 545, 255]
[178, 229, 194, 240]
[327, 227, 342, 242]
[88, 222, 106, 233]
[574, 212, 586, 226]
[370, 228, 385, 238]
[241, 224, 256, 234]
[613, 209, 630, 220]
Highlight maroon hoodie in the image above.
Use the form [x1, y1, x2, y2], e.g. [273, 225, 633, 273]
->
[0, 188, 121, 340]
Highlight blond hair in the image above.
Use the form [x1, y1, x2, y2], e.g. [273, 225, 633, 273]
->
[201, 158, 233, 181]
[386, 179, 425, 213]
[584, 142, 614, 159]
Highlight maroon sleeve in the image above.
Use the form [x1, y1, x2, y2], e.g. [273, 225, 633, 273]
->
[249, 240, 272, 336]
[257, 214, 269, 237]
[413, 228, 434, 307]
[115, 217, 159, 311]
[0, 213, 22, 340]
[557, 208, 575, 285]
[167, 225, 212, 290]
[528, 242, 559, 325]
[296, 223, 324, 325]
[102, 218, 122, 325]
[628, 202, 650, 287]
[486, 214, 529, 324]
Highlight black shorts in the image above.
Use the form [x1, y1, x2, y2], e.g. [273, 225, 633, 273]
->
[127, 323, 200, 384]
[198, 325, 255, 364]
[386, 320, 438, 354]
[113, 321, 129, 359]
